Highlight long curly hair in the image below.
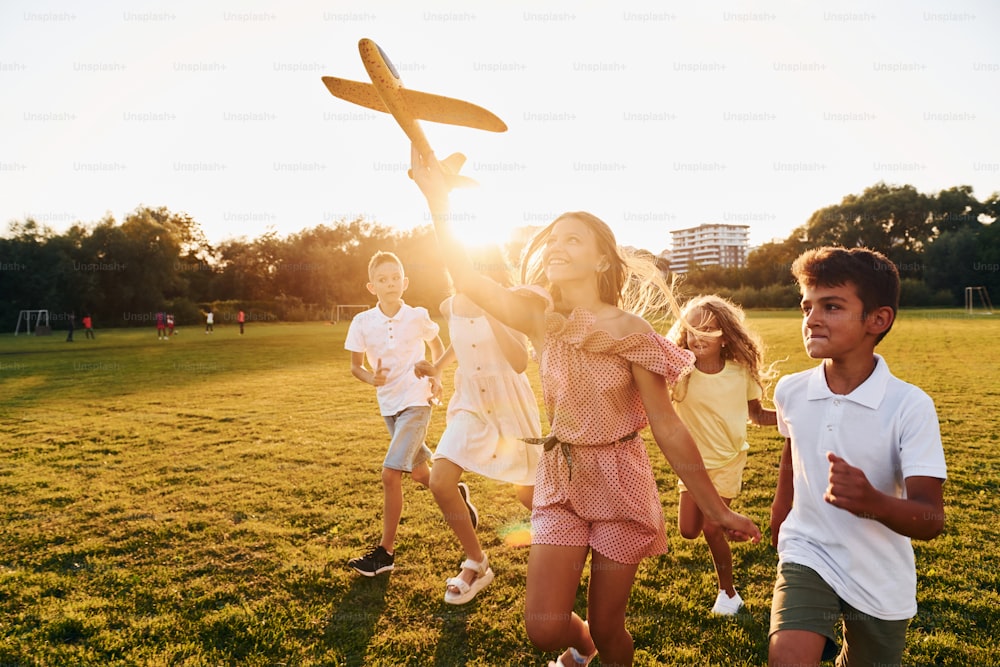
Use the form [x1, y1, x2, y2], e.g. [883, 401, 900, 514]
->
[519, 211, 682, 325]
[667, 294, 779, 401]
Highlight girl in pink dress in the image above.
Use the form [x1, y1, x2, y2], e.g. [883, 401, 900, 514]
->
[411, 145, 760, 667]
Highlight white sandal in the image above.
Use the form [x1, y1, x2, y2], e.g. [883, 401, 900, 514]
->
[546, 647, 596, 667]
[443, 553, 494, 605]
[546, 621, 596, 666]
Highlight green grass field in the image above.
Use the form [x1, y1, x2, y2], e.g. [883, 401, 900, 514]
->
[0, 312, 997, 666]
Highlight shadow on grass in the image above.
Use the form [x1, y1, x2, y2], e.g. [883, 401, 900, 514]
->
[431, 603, 473, 666]
[325, 573, 391, 667]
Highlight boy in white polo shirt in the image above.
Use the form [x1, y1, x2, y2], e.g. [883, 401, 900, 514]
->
[768, 246, 947, 667]
[345, 251, 451, 576]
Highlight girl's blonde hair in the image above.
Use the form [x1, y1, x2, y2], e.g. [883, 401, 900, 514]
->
[667, 294, 779, 401]
[519, 211, 683, 325]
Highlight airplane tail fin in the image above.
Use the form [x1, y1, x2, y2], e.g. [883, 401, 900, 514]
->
[408, 152, 478, 188]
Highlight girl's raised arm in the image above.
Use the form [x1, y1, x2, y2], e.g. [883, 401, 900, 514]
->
[411, 144, 546, 344]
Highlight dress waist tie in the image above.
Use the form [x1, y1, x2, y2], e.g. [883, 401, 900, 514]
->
[522, 431, 638, 481]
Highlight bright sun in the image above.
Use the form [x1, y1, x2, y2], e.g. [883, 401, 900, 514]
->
[446, 186, 521, 251]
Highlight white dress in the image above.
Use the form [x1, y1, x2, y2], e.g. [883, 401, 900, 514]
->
[432, 296, 541, 486]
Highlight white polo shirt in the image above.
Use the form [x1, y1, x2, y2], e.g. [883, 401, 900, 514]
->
[345, 302, 440, 416]
[774, 354, 947, 620]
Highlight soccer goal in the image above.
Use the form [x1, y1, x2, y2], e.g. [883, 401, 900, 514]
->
[334, 304, 369, 323]
[14, 309, 51, 335]
[965, 286, 994, 315]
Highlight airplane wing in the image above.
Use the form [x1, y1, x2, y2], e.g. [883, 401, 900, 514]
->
[321, 77, 389, 114]
[321, 76, 506, 133]
[399, 89, 507, 132]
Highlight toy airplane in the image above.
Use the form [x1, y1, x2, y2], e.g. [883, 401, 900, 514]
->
[321, 38, 507, 188]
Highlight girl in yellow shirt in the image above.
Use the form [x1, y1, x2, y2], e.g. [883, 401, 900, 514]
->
[669, 295, 779, 615]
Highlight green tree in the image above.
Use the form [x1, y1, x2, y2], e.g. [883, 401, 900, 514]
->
[743, 236, 806, 289]
[924, 227, 979, 303]
[801, 182, 933, 278]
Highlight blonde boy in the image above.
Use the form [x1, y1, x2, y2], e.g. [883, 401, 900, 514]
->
[344, 251, 446, 576]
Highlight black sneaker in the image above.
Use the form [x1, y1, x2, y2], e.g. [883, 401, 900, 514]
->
[457, 482, 479, 530]
[348, 545, 394, 577]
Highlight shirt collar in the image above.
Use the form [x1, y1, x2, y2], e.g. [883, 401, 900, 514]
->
[375, 300, 406, 321]
[806, 353, 889, 409]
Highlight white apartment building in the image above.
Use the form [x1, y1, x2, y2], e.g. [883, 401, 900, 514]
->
[669, 223, 750, 273]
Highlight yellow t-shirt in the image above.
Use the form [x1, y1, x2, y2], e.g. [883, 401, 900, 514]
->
[672, 361, 762, 468]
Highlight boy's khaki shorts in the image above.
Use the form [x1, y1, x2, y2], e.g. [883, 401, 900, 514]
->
[770, 561, 909, 667]
[677, 450, 746, 499]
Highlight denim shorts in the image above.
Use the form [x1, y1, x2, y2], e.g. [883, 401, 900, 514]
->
[382, 406, 432, 472]
[770, 561, 909, 666]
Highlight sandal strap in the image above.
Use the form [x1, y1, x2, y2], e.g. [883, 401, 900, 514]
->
[445, 576, 472, 594]
[459, 553, 489, 576]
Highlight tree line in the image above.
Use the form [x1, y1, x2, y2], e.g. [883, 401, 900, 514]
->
[1, 182, 998, 332]
[678, 183, 999, 309]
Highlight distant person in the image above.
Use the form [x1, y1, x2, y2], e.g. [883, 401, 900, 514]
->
[769, 247, 947, 667]
[65, 312, 75, 342]
[667, 295, 778, 615]
[414, 245, 541, 605]
[156, 311, 166, 340]
[344, 250, 458, 577]
[238, 309, 245, 335]
[166, 313, 175, 337]
[82, 314, 95, 339]
[205, 309, 214, 334]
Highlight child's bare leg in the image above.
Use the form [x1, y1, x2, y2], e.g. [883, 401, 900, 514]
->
[768, 629, 825, 667]
[380, 467, 404, 552]
[677, 490, 704, 540]
[429, 459, 483, 589]
[524, 544, 595, 658]
[515, 484, 534, 510]
[586, 550, 640, 666]
[702, 498, 735, 596]
[410, 460, 430, 488]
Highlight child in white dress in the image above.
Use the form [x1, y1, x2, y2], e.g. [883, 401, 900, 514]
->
[417, 246, 541, 604]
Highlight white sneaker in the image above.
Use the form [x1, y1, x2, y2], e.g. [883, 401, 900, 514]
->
[711, 589, 743, 615]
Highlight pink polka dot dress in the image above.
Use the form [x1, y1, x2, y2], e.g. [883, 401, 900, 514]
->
[517, 287, 695, 564]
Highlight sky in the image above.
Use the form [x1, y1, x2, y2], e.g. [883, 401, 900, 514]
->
[1, 0, 998, 256]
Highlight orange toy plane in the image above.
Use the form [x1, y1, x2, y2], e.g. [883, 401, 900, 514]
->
[322, 38, 507, 188]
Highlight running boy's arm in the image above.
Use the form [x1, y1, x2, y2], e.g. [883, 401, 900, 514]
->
[770, 437, 794, 549]
[351, 352, 388, 386]
[427, 334, 445, 363]
[824, 453, 945, 540]
[414, 345, 457, 379]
